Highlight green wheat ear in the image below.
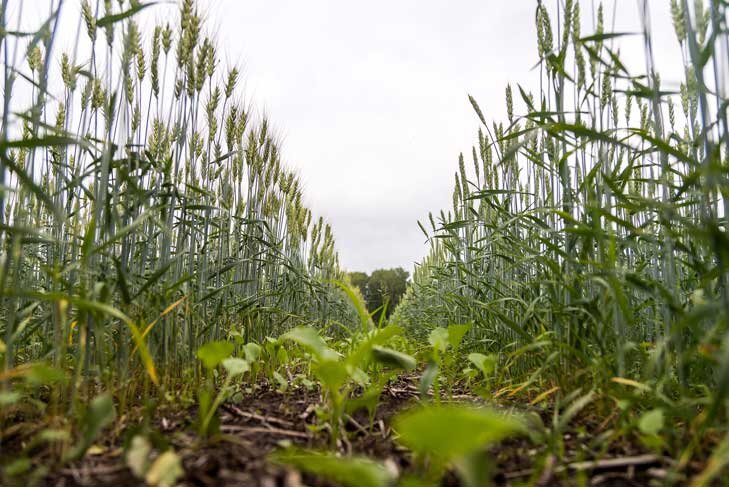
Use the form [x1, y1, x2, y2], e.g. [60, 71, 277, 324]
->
[393, 2, 729, 468]
[0, 0, 355, 408]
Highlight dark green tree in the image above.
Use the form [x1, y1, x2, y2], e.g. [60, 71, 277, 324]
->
[349, 271, 369, 295]
[347, 268, 410, 322]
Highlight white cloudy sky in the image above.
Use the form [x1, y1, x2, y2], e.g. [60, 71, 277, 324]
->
[23, 0, 683, 273]
[199, 0, 682, 273]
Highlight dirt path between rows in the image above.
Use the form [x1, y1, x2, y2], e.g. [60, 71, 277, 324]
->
[33, 377, 673, 487]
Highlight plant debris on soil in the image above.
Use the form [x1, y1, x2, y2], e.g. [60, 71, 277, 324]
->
[17, 376, 681, 487]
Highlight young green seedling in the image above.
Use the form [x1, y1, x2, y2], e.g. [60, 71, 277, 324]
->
[420, 324, 471, 402]
[195, 341, 249, 437]
[282, 324, 416, 449]
[466, 352, 498, 396]
[394, 404, 525, 486]
[270, 448, 396, 487]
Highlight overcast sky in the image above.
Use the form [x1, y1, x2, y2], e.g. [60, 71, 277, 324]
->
[198, 0, 682, 273]
[28, 1, 683, 273]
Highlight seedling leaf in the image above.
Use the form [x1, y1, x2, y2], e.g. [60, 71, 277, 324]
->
[371, 346, 417, 371]
[271, 449, 395, 487]
[222, 357, 250, 377]
[394, 405, 523, 461]
[196, 341, 234, 370]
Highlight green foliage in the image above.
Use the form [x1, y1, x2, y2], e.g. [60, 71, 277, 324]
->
[144, 451, 184, 487]
[196, 341, 235, 370]
[348, 268, 410, 322]
[243, 343, 262, 362]
[4, 0, 729, 483]
[638, 408, 664, 436]
[282, 326, 339, 361]
[222, 358, 250, 377]
[0, 0, 356, 444]
[271, 403, 523, 487]
[271, 448, 396, 487]
[421, 324, 472, 401]
[371, 346, 417, 371]
[392, 0, 729, 471]
[196, 342, 250, 437]
[394, 404, 524, 485]
[66, 394, 116, 461]
[124, 435, 185, 487]
[394, 405, 523, 460]
[334, 279, 374, 332]
[467, 353, 496, 379]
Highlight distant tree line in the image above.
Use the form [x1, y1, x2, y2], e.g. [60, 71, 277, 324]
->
[348, 268, 410, 322]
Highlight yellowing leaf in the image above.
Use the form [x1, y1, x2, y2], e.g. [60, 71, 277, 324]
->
[530, 386, 560, 405]
[87, 445, 105, 455]
[611, 377, 650, 392]
[145, 450, 184, 487]
[126, 435, 152, 478]
[128, 321, 159, 386]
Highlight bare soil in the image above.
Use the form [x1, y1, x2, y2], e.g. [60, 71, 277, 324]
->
[2, 377, 684, 487]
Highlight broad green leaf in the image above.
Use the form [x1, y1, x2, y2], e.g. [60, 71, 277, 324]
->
[196, 341, 234, 370]
[0, 338, 5, 353]
[348, 324, 403, 367]
[447, 324, 472, 350]
[66, 393, 116, 461]
[638, 409, 664, 436]
[313, 360, 349, 391]
[468, 353, 496, 378]
[394, 405, 523, 460]
[271, 449, 395, 487]
[145, 450, 184, 487]
[371, 346, 417, 371]
[282, 326, 338, 361]
[222, 357, 250, 377]
[428, 327, 449, 352]
[243, 342, 262, 362]
[276, 347, 289, 364]
[346, 379, 387, 416]
[348, 366, 371, 387]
